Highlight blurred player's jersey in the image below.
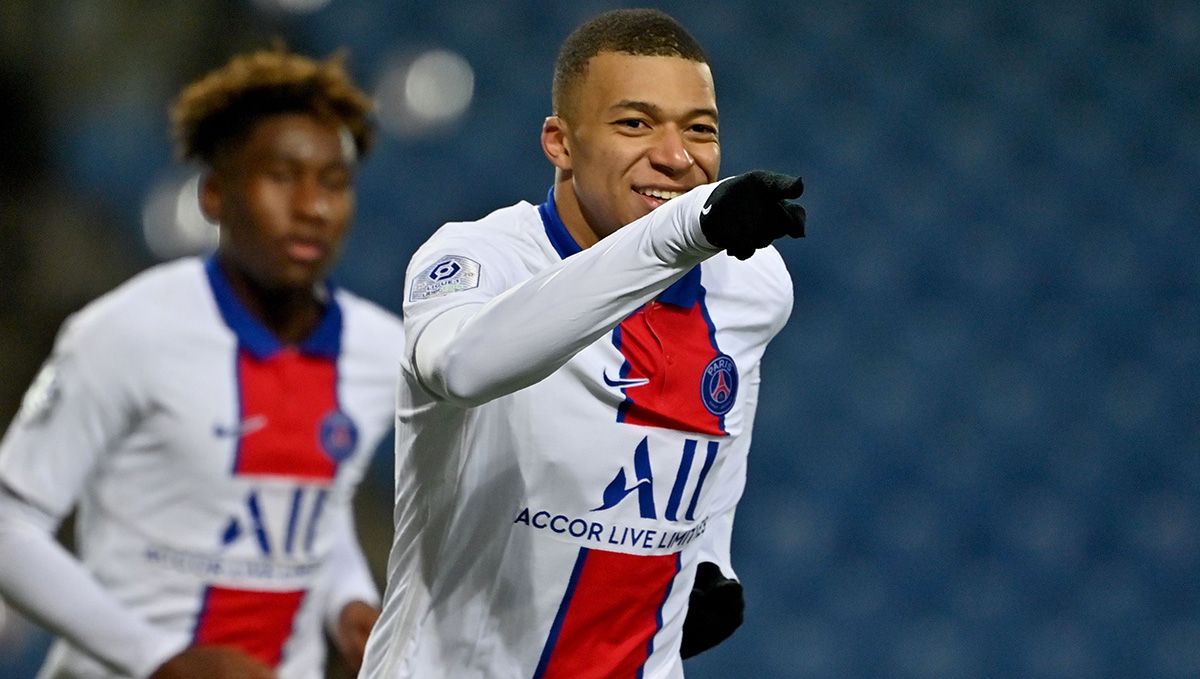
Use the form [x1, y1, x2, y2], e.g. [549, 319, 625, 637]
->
[0, 257, 402, 678]
[363, 192, 792, 678]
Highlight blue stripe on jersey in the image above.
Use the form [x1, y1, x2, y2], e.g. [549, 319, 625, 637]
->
[537, 188, 583, 260]
[204, 256, 343, 359]
[612, 325, 633, 424]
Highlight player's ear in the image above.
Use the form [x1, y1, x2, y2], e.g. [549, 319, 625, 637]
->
[198, 171, 222, 224]
[541, 115, 572, 171]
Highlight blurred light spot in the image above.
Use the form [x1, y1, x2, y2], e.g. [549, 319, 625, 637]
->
[376, 49, 475, 138]
[252, 0, 332, 13]
[141, 172, 218, 260]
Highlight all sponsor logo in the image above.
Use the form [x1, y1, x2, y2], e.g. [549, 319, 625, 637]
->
[514, 436, 719, 553]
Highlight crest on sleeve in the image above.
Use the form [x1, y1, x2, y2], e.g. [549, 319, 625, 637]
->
[18, 361, 62, 427]
[409, 255, 481, 301]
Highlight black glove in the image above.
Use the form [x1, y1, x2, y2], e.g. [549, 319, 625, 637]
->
[699, 170, 806, 260]
[680, 561, 745, 659]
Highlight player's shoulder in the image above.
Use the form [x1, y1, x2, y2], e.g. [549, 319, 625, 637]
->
[333, 287, 405, 351]
[58, 257, 210, 348]
[414, 201, 544, 263]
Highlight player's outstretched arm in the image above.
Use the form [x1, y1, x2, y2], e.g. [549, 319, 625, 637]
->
[411, 171, 806, 407]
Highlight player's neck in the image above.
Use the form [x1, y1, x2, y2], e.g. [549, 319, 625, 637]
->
[217, 258, 325, 346]
[552, 181, 600, 250]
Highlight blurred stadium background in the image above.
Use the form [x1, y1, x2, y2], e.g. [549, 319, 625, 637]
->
[1, 1, 1196, 677]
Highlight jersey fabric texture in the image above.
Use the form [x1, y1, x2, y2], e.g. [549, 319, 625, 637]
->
[363, 186, 792, 679]
[0, 257, 403, 678]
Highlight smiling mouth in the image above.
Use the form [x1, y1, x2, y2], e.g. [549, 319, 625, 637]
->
[635, 187, 686, 202]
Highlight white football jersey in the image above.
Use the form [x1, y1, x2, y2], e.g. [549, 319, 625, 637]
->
[0, 257, 403, 678]
[363, 185, 792, 678]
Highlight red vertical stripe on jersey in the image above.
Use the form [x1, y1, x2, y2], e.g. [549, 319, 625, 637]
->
[192, 586, 305, 667]
[536, 549, 680, 679]
[617, 302, 725, 436]
[235, 349, 338, 481]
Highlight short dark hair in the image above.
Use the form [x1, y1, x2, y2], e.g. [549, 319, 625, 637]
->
[171, 46, 374, 164]
[552, 9, 708, 119]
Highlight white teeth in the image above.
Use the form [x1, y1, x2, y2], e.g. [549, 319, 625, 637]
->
[638, 188, 683, 201]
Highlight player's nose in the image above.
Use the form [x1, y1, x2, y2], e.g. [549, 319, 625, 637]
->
[647, 127, 694, 176]
[293, 176, 332, 224]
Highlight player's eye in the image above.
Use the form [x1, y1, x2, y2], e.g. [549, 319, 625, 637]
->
[690, 123, 718, 137]
[615, 118, 650, 130]
[320, 169, 352, 191]
[265, 164, 297, 182]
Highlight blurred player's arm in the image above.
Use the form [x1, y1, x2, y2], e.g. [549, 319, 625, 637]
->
[0, 319, 188, 677]
[0, 323, 272, 679]
[0, 487, 184, 676]
[320, 506, 379, 673]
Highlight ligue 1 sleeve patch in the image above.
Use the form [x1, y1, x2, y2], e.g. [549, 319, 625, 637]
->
[18, 361, 61, 427]
[409, 255, 481, 301]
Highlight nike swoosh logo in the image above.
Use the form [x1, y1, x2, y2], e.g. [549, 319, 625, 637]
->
[213, 415, 268, 438]
[603, 370, 649, 389]
[700, 204, 712, 215]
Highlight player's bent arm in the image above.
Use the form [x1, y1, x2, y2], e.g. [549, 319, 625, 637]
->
[0, 488, 184, 678]
[413, 182, 721, 407]
[320, 507, 380, 634]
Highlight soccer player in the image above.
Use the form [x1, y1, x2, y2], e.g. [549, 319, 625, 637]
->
[0, 48, 402, 678]
[361, 9, 806, 678]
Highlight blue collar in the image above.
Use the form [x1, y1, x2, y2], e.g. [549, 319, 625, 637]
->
[204, 256, 342, 360]
[537, 187, 583, 260]
[536, 187, 701, 309]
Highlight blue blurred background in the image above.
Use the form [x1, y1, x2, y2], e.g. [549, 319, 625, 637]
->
[1, 1, 1196, 677]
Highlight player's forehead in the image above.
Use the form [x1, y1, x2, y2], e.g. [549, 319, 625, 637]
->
[574, 51, 717, 118]
[227, 112, 355, 167]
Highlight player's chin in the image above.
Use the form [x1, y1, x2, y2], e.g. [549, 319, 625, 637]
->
[272, 259, 329, 290]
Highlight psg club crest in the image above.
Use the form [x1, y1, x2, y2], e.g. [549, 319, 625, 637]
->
[700, 354, 738, 416]
[319, 410, 359, 463]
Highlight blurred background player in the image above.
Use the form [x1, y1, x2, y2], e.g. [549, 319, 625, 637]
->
[0, 47, 402, 678]
[361, 9, 805, 678]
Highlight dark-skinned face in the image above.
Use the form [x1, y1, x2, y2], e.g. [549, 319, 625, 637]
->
[202, 113, 356, 293]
